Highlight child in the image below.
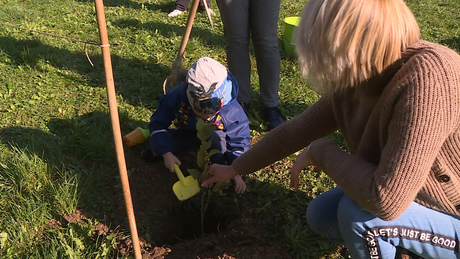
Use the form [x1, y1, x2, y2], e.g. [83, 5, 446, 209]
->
[143, 57, 249, 194]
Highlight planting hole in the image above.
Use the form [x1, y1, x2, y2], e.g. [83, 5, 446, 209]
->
[161, 198, 239, 244]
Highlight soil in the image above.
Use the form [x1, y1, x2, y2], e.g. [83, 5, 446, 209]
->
[60, 149, 294, 259]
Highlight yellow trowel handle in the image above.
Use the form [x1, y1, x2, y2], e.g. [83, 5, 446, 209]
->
[174, 164, 187, 187]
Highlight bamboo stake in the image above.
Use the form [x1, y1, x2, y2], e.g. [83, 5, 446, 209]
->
[201, 0, 213, 28]
[93, 1, 142, 258]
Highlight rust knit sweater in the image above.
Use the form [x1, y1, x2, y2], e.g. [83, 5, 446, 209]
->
[232, 41, 460, 221]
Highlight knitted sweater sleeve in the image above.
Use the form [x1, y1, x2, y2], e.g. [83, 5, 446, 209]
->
[232, 96, 338, 175]
[310, 47, 460, 220]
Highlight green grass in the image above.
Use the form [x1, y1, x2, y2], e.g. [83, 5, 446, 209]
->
[0, 0, 459, 258]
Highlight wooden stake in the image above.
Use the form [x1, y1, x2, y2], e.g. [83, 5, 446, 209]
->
[93, 1, 142, 258]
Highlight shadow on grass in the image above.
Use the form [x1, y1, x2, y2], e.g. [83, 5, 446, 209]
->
[0, 111, 133, 213]
[112, 18, 226, 47]
[0, 35, 166, 108]
[74, 0, 198, 15]
[74, 0, 173, 13]
[0, 34, 307, 130]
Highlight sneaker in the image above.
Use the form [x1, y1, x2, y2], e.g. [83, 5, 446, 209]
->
[167, 9, 184, 17]
[198, 8, 215, 15]
[264, 106, 285, 130]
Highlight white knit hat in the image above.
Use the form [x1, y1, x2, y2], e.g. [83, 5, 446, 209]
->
[186, 57, 228, 114]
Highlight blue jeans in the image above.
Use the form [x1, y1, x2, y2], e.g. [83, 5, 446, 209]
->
[216, 0, 281, 108]
[307, 187, 460, 259]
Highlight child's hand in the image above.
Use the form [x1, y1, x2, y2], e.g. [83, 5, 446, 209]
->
[162, 152, 181, 173]
[233, 175, 246, 194]
[290, 146, 313, 189]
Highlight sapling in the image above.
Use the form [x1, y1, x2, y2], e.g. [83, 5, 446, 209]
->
[187, 118, 225, 235]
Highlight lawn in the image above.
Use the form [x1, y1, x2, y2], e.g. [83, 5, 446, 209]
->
[0, 0, 459, 258]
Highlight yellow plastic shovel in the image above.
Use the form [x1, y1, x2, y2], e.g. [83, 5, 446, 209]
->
[173, 164, 200, 201]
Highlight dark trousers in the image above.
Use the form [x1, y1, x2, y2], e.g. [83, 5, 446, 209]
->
[175, 0, 212, 11]
[168, 129, 227, 165]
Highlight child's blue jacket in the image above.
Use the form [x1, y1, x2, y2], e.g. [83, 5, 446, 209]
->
[148, 72, 250, 164]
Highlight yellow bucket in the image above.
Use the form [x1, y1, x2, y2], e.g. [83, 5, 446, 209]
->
[283, 16, 301, 56]
[123, 127, 149, 147]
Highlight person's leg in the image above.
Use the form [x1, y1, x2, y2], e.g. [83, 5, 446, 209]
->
[337, 194, 460, 259]
[216, 0, 251, 106]
[198, 0, 212, 11]
[142, 129, 199, 161]
[174, 0, 190, 11]
[306, 187, 345, 243]
[249, 0, 284, 129]
[169, 129, 201, 153]
[250, 0, 281, 108]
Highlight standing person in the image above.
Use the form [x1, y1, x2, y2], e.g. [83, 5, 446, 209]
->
[203, 0, 460, 258]
[143, 57, 249, 194]
[216, 0, 285, 130]
[167, 0, 213, 17]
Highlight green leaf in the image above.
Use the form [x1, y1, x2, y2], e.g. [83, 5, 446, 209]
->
[204, 126, 216, 139]
[187, 168, 202, 180]
[196, 118, 216, 141]
[197, 149, 206, 168]
[200, 139, 212, 151]
[196, 119, 206, 140]
[207, 149, 220, 157]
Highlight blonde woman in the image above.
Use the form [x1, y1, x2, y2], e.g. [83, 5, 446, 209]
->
[203, 0, 460, 258]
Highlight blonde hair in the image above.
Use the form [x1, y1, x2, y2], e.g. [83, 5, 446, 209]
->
[296, 0, 420, 94]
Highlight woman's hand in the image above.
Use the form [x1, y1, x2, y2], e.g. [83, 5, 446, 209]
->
[290, 146, 313, 189]
[162, 152, 181, 172]
[233, 175, 246, 194]
[202, 164, 238, 188]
